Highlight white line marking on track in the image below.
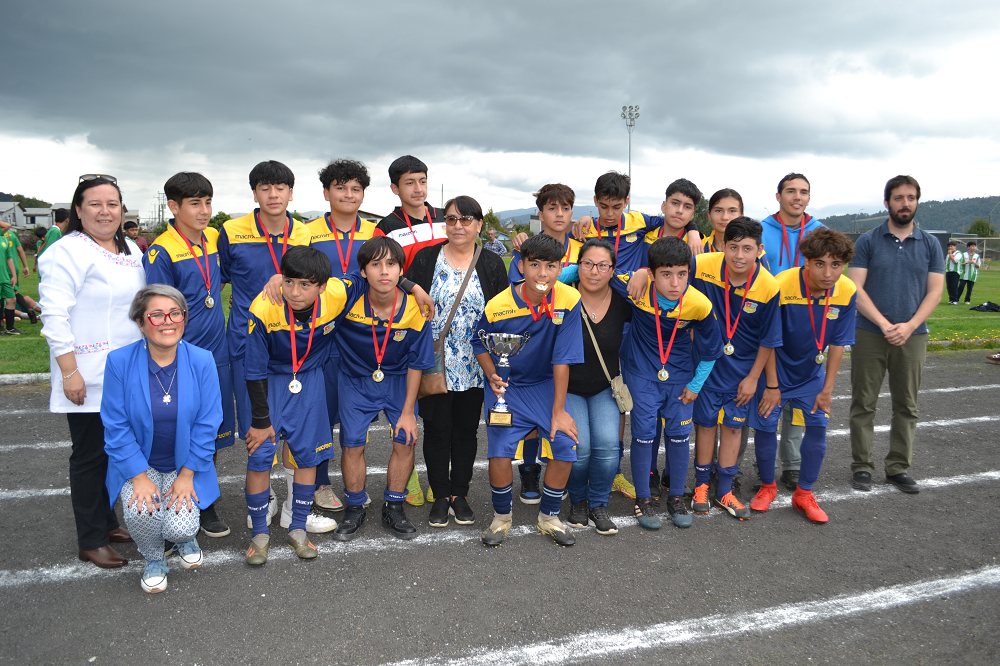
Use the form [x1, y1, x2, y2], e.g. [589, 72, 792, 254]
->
[0, 488, 70, 500]
[381, 566, 1000, 666]
[0, 469, 997, 588]
[0, 440, 71, 453]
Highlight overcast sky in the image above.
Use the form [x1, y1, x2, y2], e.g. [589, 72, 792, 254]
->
[1, 1, 998, 222]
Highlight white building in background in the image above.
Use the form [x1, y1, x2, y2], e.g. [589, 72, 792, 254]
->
[0, 202, 26, 227]
[24, 208, 51, 228]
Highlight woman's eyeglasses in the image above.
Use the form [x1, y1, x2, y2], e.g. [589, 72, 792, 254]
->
[79, 174, 118, 184]
[579, 260, 613, 273]
[444, 214, 477, 227]
[146, 309, 187, 326]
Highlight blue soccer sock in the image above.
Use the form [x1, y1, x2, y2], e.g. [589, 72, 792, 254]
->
[343, 488, 368, 507]
[666, 436, 690, 497]
[521, 437, 540, 465]
[651, 420, 664, 474]
[617, 439, 625, 474]
[245, 489, 271, 536]
[290, 482, 313, 531]
[694, 463, 713, 487]
[716, 464, 738, 497]
[315, 459, 331, 489]
[797, 425, 827, 491]
[384, 488, 407, 504]
[540, 484, 564, 516]
[754, 430, 778, 485]
[491, 483, 513, 514]
[630, 437, 654, 499]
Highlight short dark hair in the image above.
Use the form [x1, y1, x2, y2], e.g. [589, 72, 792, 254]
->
[249, 160, 295, 190]
[357, 236, 405, 270]
[723, 217, 763, 246]
[884, 175, 921, 203]
[594, 171, 630, 201]
[519, 233, 564, 263]
[534, 183, 575, 209]
[67, 177, 130, 255]
[54, 208, 70, 223]
[578, 238, 617, 269]
[647, 236, 692, 273]
[708, 188, 744, 213]
[34, 226, 46, 238]
[968, 241, 977, 248]
[319, 159, 371, 191]
[947, 241, 957, 247]
[281, 245, 331, 284]
[800, 228, 854, 263]
[388, 155, 428, 186]
[777, 173, 810, 193]
[164, 172, 213, 203]
[444, 195, 483, 220]
[123, 220, 138, 230]
[665, 178, 703, 206]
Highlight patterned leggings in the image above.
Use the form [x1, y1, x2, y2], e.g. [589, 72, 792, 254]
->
[120, 468, 200, 562]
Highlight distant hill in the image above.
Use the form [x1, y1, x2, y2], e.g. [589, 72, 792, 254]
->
[821, 196, 1000, 233]
[0, 192, 13, 202]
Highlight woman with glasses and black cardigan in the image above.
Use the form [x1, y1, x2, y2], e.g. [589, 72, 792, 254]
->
[38, 175, 146, 569]
[102, 284, 222, 593]
[404, 196, 508, 527]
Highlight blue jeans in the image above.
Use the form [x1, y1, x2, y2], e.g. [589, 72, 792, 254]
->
[566, 388, 620, 506]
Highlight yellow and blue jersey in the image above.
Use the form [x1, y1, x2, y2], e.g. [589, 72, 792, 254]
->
[305, 214, 380, 278]
[577, 212, 659, 273]
[701, 230, 772, 272]
[471, 281, 584, 386]
[218, 210, 311, 359]
[508, 236, 584, 284]
[610, 274, 723, 384]
[774, 268, 856, 399]
[336, 290, 435, 379]
[245, 275, 366, 379]
[144, 222, 228, 366]
[690, 253, 781, 393]
[639, 227, 697, 269]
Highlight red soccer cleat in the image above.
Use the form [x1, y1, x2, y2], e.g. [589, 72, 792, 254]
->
[750, 482, 778, 512]
[791, 488, 828, 524]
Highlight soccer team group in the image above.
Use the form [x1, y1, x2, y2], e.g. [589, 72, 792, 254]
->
[141, 154, 883, 564]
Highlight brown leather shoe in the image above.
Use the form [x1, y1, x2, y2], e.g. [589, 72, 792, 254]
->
[108, 527, 133, 543]
[78, 546, 128, 568]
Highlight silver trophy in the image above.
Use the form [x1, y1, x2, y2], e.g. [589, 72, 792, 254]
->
[478, 331, 532, 427]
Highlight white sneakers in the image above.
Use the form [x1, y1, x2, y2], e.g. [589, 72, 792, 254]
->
[245, 489, 278, 529]
[279, 500, 338, 533]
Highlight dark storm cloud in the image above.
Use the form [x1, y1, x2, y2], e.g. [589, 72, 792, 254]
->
[1, 0, 996, 166]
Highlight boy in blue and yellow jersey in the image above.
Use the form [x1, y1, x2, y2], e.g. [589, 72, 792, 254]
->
[144, 172, 235, 538]
[331, 237, 435, 543]
[747, 228, 856, 524]
[243, 246, 368, 563]
[690, 218, 782, 521]
[701, 188, 772, 273]
[637, 178, 702, 269]
[613, 236, 723, 530]
[474, 234, 584, 548]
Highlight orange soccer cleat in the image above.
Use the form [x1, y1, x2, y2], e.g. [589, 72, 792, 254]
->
[750, 482, 778, 512]
[791, 488, 828, 524]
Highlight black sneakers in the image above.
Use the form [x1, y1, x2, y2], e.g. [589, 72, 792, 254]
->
[333, 505, 366, 541]
[887, 472, 920, 494]
[649, 470, 661, 500]
[588, 505, 618, 535]
[428, 498, 450, 528]
[519, 464, 541, 504]
[382, 501, 418, 539]
[566, 500, 589, 528]
[852, 471, 872, 491]
[449, 496, 475, 525]
[780, 470, 799, 491]
[199, 502, 230, 538]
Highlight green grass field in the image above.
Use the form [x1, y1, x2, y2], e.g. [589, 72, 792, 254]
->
[2, 258, 996, 374]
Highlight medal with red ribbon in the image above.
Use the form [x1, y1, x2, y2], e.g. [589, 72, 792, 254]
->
[521, 283, 553, 321]
[176, 226, 214, 309]
[370, 288, 399, 382]
[805, 272, 833, 364]
[401, 206, 437, 242]
[600, 214, 625, 256]
[287, 299, 318, 394]
[255, 211, 290, 275]
[653, 286, 685, 381]
[328, 214, 360, 276]
[776, 212, 807, 268]
[722, 262, 757, 356]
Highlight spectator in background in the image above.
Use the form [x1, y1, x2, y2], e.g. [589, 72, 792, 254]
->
[957, 241, 981, 305]
[944, 241, 962, 305]
[124, 220, 149, 253]
[483, 228, 507, 257]
[38, 175, 146, 569]
[848, 175, 943, 495]
[35, 208, 69, 274]
[0, 229, 19, 334]
[0, 219, 40, 324]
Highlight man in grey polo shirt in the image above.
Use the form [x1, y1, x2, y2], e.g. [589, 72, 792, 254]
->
[847, 175, 943, 494]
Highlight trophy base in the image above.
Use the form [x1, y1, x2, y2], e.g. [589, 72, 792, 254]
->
[487, 408, 513, 427]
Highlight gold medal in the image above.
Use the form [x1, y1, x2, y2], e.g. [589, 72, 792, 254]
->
[657, 368, 669, 381]
[205, 295, 215, 309]
[373, 368, 385, 383]
[815, 353, 826, 365]
[723, 343, 735, 356]
[288, 378, 302, 394]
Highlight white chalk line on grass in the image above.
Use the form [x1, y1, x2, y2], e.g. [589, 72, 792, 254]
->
[382, 565, 1000, 666]
[0, 468, 997, 590]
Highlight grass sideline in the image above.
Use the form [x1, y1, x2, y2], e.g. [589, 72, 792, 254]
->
[2, 257, 997, 374]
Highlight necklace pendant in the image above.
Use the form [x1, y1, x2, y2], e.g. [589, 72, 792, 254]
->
[723, 343, 735, 356]
[815, 353, 826, 364]
[162, 394, 171, 405]
[288, 378, 302, 394]
[589, 312, 597, 320]
[657, 367, 669, 382]
[205, 295, 215, 309]
[373, 368, 385, 383]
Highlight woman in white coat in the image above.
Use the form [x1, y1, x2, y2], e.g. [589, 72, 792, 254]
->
[39, 175, 146, 568]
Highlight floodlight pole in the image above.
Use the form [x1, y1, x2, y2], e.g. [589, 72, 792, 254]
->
[621, 105, 639, 212]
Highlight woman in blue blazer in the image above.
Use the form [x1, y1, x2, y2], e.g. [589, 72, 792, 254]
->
[102, 284, 223, 593]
